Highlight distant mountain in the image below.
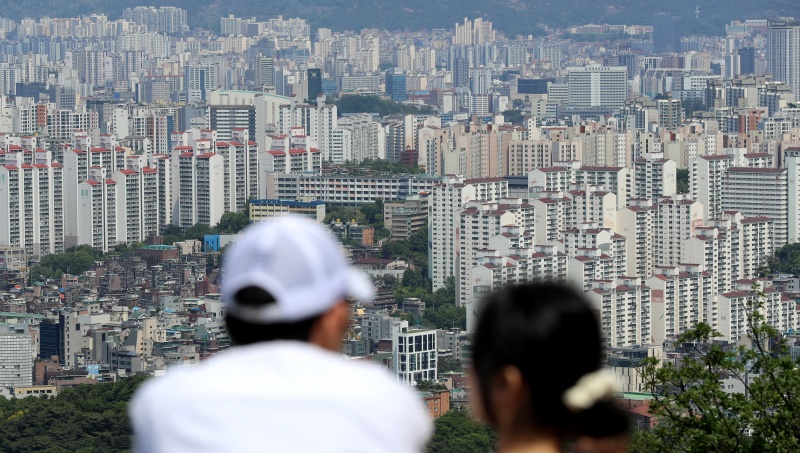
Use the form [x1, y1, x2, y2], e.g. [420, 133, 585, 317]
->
[3, 0, 800, 35]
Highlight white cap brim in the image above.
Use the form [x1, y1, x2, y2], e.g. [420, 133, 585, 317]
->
[347, 270, 375, 303]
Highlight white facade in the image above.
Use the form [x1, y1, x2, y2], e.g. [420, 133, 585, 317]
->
[0, 150, 64, 256]
[722, 167, 788, 248]
[392, 328, 437, 385]
[567, 65, 627, 108]
[429, 176, 508, 291]
[0, 324, 33, 388]
[77, 168, 118, 252]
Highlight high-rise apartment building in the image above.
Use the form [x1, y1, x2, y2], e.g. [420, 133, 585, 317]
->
[76, 167, 118, 252]
[429, 176, 508, 292]
[0, 149, 64, 256]
[173, 140, 225, 228]
[722, 167, 788, 248]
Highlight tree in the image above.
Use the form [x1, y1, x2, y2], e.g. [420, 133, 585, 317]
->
[29, 245, 104, 280]
[683, 98, 707, 117]
[215, 211, 249, 234]
[186, 223, 213, 241]
[416, 380, 447, 391]
[768, 242, 800, 276]
[676, 168, 690, 194]
[437, 356, 463, 374]
[427, 407, 496, 453]
[423, 304, 466, 330]
[0, 375, 149, 452]
[501, 109, 525, 125]
[636, 284, 800, 451]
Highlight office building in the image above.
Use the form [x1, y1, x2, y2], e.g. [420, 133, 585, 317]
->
[567, 65, 627, 108]
[768, 19, 800, 97]
[653, 13, 683, 54]
[307, 68, 322, 102]
[248, 199, 325, 223]
[185, 65, 217, 102]
[385, 68, 407, 101]
[738, 47, 756, 76]
[392, 328, 437, 385]
[0, 323, 33, 388]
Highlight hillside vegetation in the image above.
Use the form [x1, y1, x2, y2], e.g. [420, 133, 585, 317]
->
[3, 0, 799, 35]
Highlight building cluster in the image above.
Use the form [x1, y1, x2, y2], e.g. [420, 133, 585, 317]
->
[2, 8, 800, 412]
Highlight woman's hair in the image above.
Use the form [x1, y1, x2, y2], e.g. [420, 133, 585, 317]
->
[472, 282, 629, 439]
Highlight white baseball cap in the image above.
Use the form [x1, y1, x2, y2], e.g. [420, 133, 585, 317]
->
[222, 215, 375, 324]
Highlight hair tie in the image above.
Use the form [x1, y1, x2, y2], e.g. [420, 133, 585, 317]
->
[562, 370, 618, 413]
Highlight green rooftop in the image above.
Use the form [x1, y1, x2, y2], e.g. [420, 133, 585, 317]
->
[0, 312, 45, 320]
[139, 245, 178, 250]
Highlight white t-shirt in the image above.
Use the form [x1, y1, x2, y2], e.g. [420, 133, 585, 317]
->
[130, 341, 433, 453]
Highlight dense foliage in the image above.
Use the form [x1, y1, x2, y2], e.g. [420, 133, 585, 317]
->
[325, 199, 391, 240]
[676, 168, 689, 194]
[634, 286, 800, 452]
[30, 245, 104, 281]
[372, 225, 465, 330]
[683, 98, 707, 117]
[335, 95, 433, 117]
[0, 375, 149, 453]
[501, 109, 525, 125]
[427, 407, 496, 453]
[768, 242, 800, 276]
[345, 158, 425, 176]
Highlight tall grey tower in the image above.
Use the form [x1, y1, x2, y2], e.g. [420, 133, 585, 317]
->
[768, 19, 800, 98]
[653, 13, 682, 54]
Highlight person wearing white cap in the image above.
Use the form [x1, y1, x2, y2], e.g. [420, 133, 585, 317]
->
[130, 216, 433, 453]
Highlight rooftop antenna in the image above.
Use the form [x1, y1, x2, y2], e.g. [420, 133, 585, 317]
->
[695, 6, 700, 19]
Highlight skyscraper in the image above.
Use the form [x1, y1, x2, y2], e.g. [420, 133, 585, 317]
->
[738, 47, 756, 75]
[255, 56, 274, 90]
[567, 65, 628, 108]
[653, 13, 683, 54]
[385, 68, 406, 101]
[453, 58, 469, 88]
[306, 68, 322, 102]
[768, 19, 800, 98]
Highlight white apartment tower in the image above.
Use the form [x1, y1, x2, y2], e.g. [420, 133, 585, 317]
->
[77, 167, 118, 252]
[173, 142, 225, 228]
[633, 153, 677, 202]
[428, 175, 508, 292]
[0, 150, 64, 256]
[585, 277, 652, 348]
[655, 194, 704, 267]
[722, 167, 788, 248]
[691, 154, 734, 219]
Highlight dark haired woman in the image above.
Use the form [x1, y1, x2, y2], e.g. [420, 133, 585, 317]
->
[470, 283, 630, 453]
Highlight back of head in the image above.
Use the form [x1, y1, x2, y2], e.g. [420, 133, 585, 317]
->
[221, 216, 374, 344]
[472, 283, 629, 440]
